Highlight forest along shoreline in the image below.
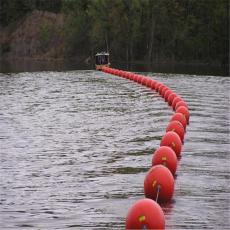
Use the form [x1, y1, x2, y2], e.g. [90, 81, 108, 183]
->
[0, 0, 228, 75]
[0, 10, 86, 63]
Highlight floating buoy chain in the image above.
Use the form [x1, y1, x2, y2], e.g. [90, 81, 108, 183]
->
[101, 67, 190, 229]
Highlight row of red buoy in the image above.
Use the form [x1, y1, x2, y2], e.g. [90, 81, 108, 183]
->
[101, 66, 190, 229]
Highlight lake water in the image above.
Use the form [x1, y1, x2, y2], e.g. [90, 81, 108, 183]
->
[0, 70, 229, 229]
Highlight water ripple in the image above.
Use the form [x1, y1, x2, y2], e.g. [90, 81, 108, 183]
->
[0, 71, 229, 229]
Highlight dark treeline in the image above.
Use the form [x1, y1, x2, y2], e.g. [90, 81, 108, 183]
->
[0, 0, 229, 66]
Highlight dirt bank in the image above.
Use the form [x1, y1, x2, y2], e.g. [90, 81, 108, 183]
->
[0, 10, 71, 61]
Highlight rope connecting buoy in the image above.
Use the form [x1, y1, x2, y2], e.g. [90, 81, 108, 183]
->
[125, 198, 165, 229]
[152, 146, 178, 175]
[166, 120, 185, 143]
[160, 131, 182, 157]
[144, 165, 174, 203]
[101, 66, 191, 230]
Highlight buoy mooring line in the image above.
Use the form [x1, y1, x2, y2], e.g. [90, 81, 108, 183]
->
[101, 67, 190, 229]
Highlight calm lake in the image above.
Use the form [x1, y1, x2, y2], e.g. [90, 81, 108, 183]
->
[0, 70, 229, 229]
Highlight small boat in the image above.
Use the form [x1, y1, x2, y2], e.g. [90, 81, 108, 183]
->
[95, 52, 110, 70]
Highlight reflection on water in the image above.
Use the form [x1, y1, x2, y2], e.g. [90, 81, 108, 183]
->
[0, 59, 92, 73]
[0, 58, 228, 76]
[0, 70, 229, 229]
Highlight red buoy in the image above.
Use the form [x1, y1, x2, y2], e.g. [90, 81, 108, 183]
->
[152, 146, 178, 175]
[168, 93, 177, 106]
[144, 165, 174, 203]
[126, 198, 165, 230]
[160, 131, 182, 157]
[133, 74, 137, 81]
[146, 78, 153, 88]
[164, 89, 173, 102]
[118, 70, 122, 76]
[154, 82, 159, 91]
[158, 84, 165, 94]
[150, 80, 157, 90]
[125, 72, 131, 79]
[176, 106, 190, 124]
[175, 100, 188, 110]
[172, 96, 183, 110]
[166, 120, 185, 143]
[141, 76, 148, 86]
[129, 73, 135, 80]
[155, 83, 163, 92]
[122, 71, 128, 78]
[135, 74, 140, 82]
[160, 86, 169, 97]
[137, 75, 143, 84]
[115, 69, 119, 75]
[119, 70, 124, 77]
[124, 72, 129, 78]
[170, 112, 187, 130]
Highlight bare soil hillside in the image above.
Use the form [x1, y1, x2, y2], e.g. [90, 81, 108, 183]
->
[0, 10, 65, 60]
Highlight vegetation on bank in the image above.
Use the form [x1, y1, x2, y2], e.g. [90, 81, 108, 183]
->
[0, 0, 229, 67]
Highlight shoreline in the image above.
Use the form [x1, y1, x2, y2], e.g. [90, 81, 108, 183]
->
[0, 57, 228, 76]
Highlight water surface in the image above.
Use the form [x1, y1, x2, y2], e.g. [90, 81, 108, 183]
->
[0, 70, 229, 229]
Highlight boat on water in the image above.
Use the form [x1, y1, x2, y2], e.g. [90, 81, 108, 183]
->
[95, 52, 110, 70]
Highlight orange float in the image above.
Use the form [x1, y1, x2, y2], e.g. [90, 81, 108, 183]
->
[137, 75, 143, 84]
[175, 100, 188, 110]
[160, 86, 168, 97]
[126, 198, 165, 230]
[117, 70, 122, 76]
[144, 165, 174, 203]
[129, 73, 135, 80]
[121, 71, 126, 78]
[166, 120, 185, 143]
[150, 80, 157, 90]
[134, 74, 139, 82]
[114, 69, 119, 75]
[119, 70, 124, 77]
[155, 83, 163, 92]
[141, 76, 148, 86]
[176, 106, 190, 124]
[170, 112, 187, 130]
[126, 72, 131, 79]
[146, 78, 153, 88]
[164, 89, 173, 102]
[152, 146, 178, 175]
[131, 74, 137, 81]
[158, 84, 165, 94]
[172, 96, 183, 110]
[160, 131, 182, 157]
[168, 93, 177, 106]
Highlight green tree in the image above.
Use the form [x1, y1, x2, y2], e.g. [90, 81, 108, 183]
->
[62, 0, 91, 57]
